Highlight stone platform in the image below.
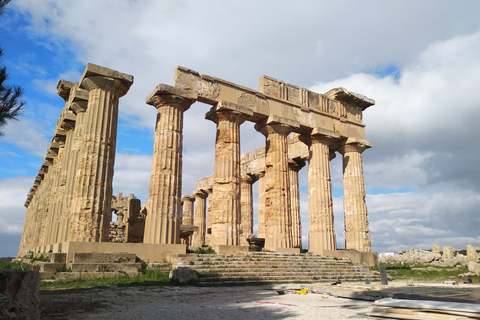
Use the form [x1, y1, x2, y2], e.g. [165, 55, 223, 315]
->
[172, 252, 379, 285]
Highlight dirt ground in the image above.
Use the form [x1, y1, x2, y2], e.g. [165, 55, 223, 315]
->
[40, 282, 480, 320]
[40, 284, 373, 320]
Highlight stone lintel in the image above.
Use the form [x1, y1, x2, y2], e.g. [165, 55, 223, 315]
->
[79, 62, 134, 92]
[57, 80, 76, 101]
[196, 174, 214, 191]
[311, 127, 341, 138]
[324, 87, 375, 110]
[215, 101, 254, 116]
[266, 115, 300, 128]
[146, 84, 197, 106]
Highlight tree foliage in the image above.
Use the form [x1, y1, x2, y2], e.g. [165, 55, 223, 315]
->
[0, 0, 25, 136]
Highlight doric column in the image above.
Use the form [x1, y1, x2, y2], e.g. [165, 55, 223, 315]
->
[144, 85, 196, 244]
[288, 158, 305, 249]
[205, 189, 213, 245]
[240, 175, 255, 245]
[69, 64, 133, 242]
[337, 138, 372, 252]
[192, 190, 208, 247]
[301, 129, 340, 254]
[255, 117, 299, 251]
[181, 195, 195, 226]
[181, 195, 195, 245]
[206, 107, 245, 246]
[60, 84, 88, 244]
[257, 171, 266, 238]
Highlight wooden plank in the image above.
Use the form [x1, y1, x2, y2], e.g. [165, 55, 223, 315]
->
[374, 299, 480, 314]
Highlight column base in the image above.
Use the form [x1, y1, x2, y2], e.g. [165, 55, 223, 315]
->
[345, 231, 371, 252]
[308, 232, 336, 254]
[144, 217, 181, 245]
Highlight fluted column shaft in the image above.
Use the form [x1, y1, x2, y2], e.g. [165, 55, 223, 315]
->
[257, 172, 266, 238]
[181, 195, 195, 245]
[240, 175, 255, 245]
[205, 189, 213, 245]
[144, 94, 193, 244]
[288, 159, 305, 249]
[338, 141, 372, 252]
[69, 75, 131, 242]
[305, 135, 337, 253]
[207, 110, 245, 246]
[192, 190, 208, 247]
[256, 122, 293, 251]
[45, 139, 66, 246]
[181, 195, 195, 226]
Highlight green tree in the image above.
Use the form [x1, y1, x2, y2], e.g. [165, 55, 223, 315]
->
[0, 0, 25, 136]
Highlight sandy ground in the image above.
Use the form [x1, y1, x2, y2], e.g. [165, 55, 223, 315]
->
[40, 284, 373, 320]
[40, 281, 480, 320]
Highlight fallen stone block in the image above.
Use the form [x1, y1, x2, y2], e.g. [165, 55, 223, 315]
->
[0, 270, 41, 319]
[169, 267, 198, 283]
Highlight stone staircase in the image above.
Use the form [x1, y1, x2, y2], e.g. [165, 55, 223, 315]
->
[173, 252, 380, 285]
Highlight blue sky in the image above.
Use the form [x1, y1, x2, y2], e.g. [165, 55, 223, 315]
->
[1, 0, 480, 257]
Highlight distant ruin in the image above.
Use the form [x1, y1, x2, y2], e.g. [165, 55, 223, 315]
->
[18, 63, 376, 262]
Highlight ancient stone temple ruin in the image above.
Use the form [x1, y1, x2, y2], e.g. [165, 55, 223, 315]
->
[18, 63, 376, 263]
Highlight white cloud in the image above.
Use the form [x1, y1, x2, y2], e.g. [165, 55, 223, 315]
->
[0, 177, 31, 236]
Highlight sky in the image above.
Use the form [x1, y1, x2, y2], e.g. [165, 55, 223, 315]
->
[1, 0, 479, 257]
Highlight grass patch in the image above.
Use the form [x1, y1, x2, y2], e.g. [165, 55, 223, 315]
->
[187, 247, 216, 254]
[40, 269, 171, 290]
[0, 261, 32, 271]
[379, 263, 479, 282]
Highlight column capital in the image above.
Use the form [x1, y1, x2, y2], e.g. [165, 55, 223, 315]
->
[206, 108, 246, 125]
[57, 80, 75, 101]
[288, 158, 306, 172]
[300, 127, 341, 147]
[336, 138, 373, 155]
[193, 190, 208, 199]
[181, 195, 195, 203]
[241, 174, 257, 184]
[147, 84, 197, 112]
[255, 115, 299, 137]
[79, 63, 133, 97]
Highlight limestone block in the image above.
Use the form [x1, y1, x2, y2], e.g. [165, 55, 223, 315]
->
[466, 245, 478, 262]
[0, 271, 40, 320]
[443, 246, 455, 260]
[432, 244, 440, 253]
[73, 252, 136, 263]
[71, 263, 141, 273]
[468, 261, 480, 273]
[169, 267, 198, 284]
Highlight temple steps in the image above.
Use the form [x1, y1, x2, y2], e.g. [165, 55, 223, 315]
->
[173, 252, 379, 285]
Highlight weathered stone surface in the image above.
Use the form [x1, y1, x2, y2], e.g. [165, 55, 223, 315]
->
[144, 89, 195, 245]
[255, 118, 297, 251]
[288, 158, 305, 249]
[240, 175, 255, 246]
[0, 271, 40, 320]
[73, 252, 136, 263]
[169, 267, 198, 283]
[303, 130, 340, 254]
[338, 138, 372, 252]
[69, 65, 133, 243]
[443, 246, 455, 260]
[191, 190, 207, 247]
[207, 108, 246, 246]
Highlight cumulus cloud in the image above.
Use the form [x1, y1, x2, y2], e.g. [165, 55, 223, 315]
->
[2, 1, 480, 256]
